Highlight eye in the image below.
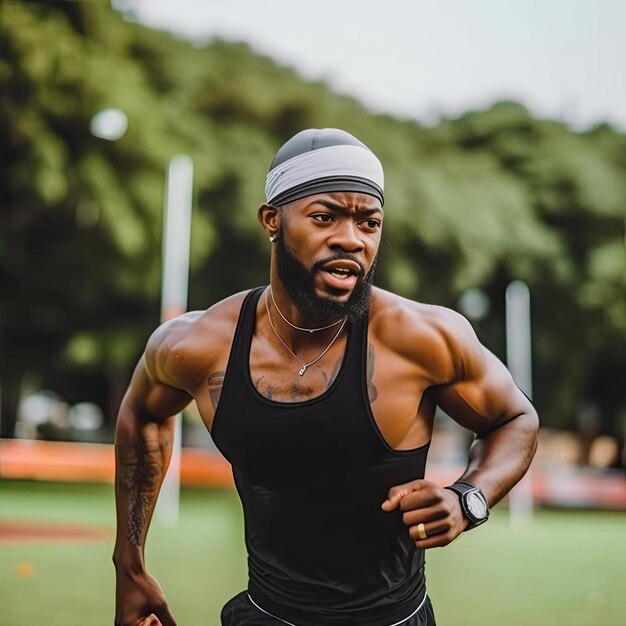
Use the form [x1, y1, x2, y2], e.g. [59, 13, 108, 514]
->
[360, 219, 381, 232]
[312, 213, 334, 223]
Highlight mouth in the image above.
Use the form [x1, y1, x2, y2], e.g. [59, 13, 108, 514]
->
[317, 260, 362, 293]
[326, 267, 355, 280]
[322, 259, 362, 277]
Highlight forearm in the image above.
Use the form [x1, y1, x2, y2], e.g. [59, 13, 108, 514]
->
[113, 405, 176, 572]
[457, 410, 539, 506]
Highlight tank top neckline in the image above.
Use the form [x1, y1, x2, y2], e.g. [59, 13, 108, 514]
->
[243, 286, 358, 409]
[215, 286, 431, 457]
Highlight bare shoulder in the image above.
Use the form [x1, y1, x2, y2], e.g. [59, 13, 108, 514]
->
[369, 287, 482, 384]
[145, 289, 253, 390]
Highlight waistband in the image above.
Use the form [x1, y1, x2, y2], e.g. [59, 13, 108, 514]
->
[247, 593, 428, 626]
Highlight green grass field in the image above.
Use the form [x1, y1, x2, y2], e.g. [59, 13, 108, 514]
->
[1, 480, 624, 626]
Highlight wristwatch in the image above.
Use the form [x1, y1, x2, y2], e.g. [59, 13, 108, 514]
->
[445, 481, 489, 531]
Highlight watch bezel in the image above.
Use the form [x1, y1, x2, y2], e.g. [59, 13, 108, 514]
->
[461, 488, 489, 524]
[445, 481, 490, 531]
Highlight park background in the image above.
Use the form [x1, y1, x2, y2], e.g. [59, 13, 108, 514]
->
[0, 1, 624, 625]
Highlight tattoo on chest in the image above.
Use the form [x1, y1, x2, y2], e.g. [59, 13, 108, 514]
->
[209, 347, 376, 404]
[207, 370, 225, 409]
[259, 378, 275, 400]
[118, 437, 163, 546]
[243, 356, 346, 403]
[367, 343, 378, 403]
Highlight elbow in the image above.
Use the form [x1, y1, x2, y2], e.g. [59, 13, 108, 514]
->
[512, 405, 539, 441]
[508, 406, 540, 460]
[527, 406, 540, 453]
[476, 405, 540, 448]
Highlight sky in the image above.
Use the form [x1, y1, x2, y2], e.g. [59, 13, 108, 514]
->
[120, 0, 626, 130]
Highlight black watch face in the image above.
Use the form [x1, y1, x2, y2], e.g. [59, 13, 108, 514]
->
[466, 490, 488, 520]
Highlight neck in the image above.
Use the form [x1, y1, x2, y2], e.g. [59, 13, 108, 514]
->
[270, 286, 344, 333]
[264, 288, 348, 364]
[269, 280, 345, 327]
[266, 283, 346, 351]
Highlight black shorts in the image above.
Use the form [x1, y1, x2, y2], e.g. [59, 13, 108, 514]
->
[220, 591, 437, 626]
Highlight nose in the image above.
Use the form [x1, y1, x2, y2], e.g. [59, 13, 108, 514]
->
[327, 220, 365, 253]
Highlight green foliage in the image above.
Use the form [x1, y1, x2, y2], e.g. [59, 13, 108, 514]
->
[1, 1, 624, 436]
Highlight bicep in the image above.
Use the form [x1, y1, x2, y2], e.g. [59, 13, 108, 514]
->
[434, 347, 532, 436]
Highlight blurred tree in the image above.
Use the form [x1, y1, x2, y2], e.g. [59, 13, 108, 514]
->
[0, 1, 624, 440]
[443, 104, 625, 430]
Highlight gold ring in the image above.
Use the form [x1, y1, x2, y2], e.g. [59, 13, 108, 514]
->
[417, 523, 428, 540]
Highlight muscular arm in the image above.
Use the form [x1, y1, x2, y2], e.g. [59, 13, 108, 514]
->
[383, 305, 538, 548]
[433, 322, 539, 507]
[113, 327, 192, 626]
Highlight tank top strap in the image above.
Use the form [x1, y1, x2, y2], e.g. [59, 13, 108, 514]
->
[339, 307, 369, 396]
[219, 286, 265, 400]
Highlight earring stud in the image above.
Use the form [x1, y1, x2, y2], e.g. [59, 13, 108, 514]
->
[269, 234, 277, 242]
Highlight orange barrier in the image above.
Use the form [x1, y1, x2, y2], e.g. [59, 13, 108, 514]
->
[1, 439, 624, 509]
[0, 439, 234, 488]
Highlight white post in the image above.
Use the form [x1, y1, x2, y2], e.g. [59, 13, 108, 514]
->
[155, 155, 193, 525]
[505, 280, 534, 526]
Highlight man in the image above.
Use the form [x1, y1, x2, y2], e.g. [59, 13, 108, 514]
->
[114, 128, 539, 626]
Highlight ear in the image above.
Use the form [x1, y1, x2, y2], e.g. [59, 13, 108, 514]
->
[258, 203, 281, 239]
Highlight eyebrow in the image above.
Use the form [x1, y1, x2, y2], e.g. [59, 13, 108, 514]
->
[311, 199, 383, 217]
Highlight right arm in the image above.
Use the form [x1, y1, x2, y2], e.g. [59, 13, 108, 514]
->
[113, 328, 192, 626]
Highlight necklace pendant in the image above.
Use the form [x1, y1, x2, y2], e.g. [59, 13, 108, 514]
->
[298, 366, 307, 376]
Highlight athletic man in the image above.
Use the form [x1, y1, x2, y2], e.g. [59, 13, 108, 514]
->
[113, 128, 539, 626]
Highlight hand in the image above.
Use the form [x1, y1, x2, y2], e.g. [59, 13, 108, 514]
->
[381, 479, 467, 549]
[115, 569, 177, 626]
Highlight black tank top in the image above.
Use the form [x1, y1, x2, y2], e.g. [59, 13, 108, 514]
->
[212, 287, 430, 626]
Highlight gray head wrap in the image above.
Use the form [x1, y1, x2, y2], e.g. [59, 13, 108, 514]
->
[265, 128, 384, 207]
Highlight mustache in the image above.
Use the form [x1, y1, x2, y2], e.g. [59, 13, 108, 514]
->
[311, 253, 365, 276]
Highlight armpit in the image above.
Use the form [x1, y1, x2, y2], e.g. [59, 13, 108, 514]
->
[207, 370, 225, 409]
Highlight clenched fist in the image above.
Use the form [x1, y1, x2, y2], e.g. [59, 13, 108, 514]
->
[382, 479, 467, 549]
[115, 569, 176, 626]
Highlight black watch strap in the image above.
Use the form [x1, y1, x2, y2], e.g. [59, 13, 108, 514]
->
[445, 481, 489, 531]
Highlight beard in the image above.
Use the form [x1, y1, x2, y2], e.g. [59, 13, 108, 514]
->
[274, 232, 377, 323]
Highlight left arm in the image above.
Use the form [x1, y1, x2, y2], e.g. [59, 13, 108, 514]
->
[433, 341, 538, 507]
[382, 311, 539, 548]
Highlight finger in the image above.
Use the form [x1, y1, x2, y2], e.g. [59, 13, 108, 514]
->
[137, 616, 161, 626]
[381, 480, 428, 512]
[402, 505, 448, 527]
[398, 489, 442, 513]
[408, 519, 450, 542]
[415, 528, 460, 550]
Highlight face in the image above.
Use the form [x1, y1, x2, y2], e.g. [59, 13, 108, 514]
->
[271, 192, 383, 321]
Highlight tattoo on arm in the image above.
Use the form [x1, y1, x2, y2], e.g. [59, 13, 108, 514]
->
[207, 370, 225, 409]
[367, 343, 378, 404]
[118, 437, 162, 546]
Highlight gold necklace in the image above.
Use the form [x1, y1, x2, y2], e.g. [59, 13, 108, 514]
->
[269, 286, 345, 333]
[264, 289, 347, 376]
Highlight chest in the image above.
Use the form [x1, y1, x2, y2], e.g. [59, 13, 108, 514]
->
[195, 330, 435, 452]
